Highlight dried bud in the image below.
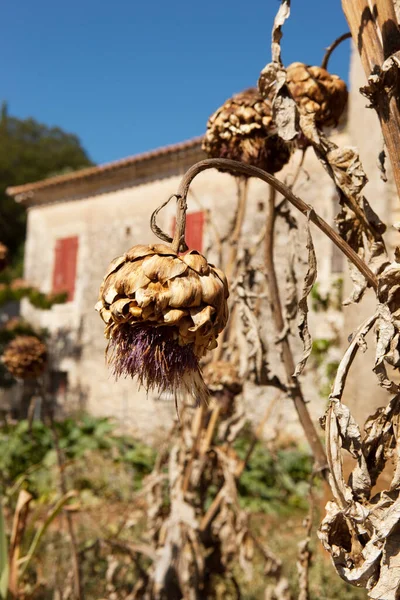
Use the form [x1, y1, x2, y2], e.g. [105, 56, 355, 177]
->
[203, 88, 291, 173]
[96, 244, 229, 404]
[0, 243, 8, 272]
[286, 63, 348, 127]
[203, 361, 242, 395]
[3, 335, 47, 379]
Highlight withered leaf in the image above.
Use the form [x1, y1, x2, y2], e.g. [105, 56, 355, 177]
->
[294, 217, 317, 376]
[374, 261, 400, 393]
[362, 395, 400, 490]
[271, 0, 290, 65]
[258, 0, 298, 142]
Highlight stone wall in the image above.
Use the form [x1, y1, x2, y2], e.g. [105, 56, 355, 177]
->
[21, 131, 350, 443]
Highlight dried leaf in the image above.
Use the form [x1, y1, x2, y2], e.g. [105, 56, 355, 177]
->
[333, 400, 371, 499]
[362, 395, 400, 490]
[374, 261, 400, 392]
[360, 51, 400, 110]
[319, 493, 400, 599]
[320, 315, 400, 596]
[284, 240, 298, 324]
[298, 109, 388, 304]
[235, 275, 265, 383]
[294, 217, 317, 376]
[271, 0, 290, 65]
[258, 0, 298, 142]
[330, 315, 376, 402]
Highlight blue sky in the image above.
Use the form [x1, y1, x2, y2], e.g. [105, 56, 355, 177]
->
[1, 1, 350, 165]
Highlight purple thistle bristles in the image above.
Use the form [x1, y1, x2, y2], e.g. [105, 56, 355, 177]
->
[107, 324, 208, 404]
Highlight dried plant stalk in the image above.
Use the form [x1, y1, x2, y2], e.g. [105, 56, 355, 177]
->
[153, 158, 378, 290]
[342, 0, 400, 200]
[264, 187, 327, 473]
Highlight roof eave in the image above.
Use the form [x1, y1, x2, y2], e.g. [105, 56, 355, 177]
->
[6, 136, 204, 201]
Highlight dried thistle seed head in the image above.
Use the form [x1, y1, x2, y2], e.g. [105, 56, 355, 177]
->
[286, 62, 348, 127]
[96, 244, 229, 404]
[3, 335, 47, 379]
[203, 88, 291, 173]
[0, 243, 8, 272]
[203, 361, 242, 395]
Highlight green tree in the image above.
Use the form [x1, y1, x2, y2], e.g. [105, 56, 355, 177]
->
[0, 102, 93, 262]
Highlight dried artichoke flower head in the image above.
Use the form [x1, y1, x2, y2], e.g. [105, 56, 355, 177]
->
[96, 243, 229, 405]
[203, 87, 291, 173]
[3, 335, 47, 379]
[286, 62, 348, 127]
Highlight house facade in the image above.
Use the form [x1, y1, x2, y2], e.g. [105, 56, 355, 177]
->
[6, 51, 398, 442]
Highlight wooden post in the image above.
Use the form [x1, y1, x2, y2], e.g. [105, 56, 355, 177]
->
[342, 0, 400, 202]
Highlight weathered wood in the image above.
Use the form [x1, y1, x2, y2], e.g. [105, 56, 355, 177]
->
[342, 0, 400, 204]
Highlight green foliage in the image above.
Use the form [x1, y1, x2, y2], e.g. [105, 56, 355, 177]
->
[0, 498, 8, 600]
[234, 428, 313, 514]
[311, 283, 329, 312]
[0, 416, 156, 498]
[311, 279, 343, 312]
[330, 277, 344, 309]
[326, 360, 340, 381]
[0, 103, 93, 258]
[319, 359, 340, 398]
[0, 283, 67, 309]
[311, 338, 333, 368]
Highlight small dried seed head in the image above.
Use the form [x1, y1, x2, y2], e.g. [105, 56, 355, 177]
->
[96, 244, 229, 404]
[286, 63, 348, 127]
[203, 88, 291, 173]
[3, 335, 47, 379]
[203, 361, 242, 395]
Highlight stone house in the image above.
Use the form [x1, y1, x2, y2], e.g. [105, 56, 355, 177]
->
[6, 51, 398, 441]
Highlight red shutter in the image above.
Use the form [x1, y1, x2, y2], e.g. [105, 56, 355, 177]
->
[52, 236, 79, 301]
[171, 211, 204, 253]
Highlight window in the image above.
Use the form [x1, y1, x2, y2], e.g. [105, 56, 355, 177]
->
[50, 371, 68, 403]
[52, 236, 79, 301]
[172, 211, 204, 252]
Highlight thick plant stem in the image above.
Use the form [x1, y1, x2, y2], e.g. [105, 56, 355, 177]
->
[225, 178, 249, 281]
[321, 32, 352, 70]
[342, 0, 400, 202]
[213, 177, 249, 361]
[170, 159, 378, 290]
[48, 413, 84, 600]
[265, 187, 328, 474]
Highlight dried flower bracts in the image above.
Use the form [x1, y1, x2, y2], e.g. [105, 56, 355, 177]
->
[3, 335, 47, 379]
[286, 62, 348, 127]
[203, 360, 242, 395]
[96, 243, 229, 404]
[203, 88, 291, 173]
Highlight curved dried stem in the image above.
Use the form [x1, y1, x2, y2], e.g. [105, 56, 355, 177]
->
[321, 31, 352, 70]
[172, 194, 189, 253]
[165, 158, 378, 290]
[265, 186, 328, 475]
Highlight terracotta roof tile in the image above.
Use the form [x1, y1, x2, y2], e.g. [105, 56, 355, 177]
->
[7, 136, 204, 197]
